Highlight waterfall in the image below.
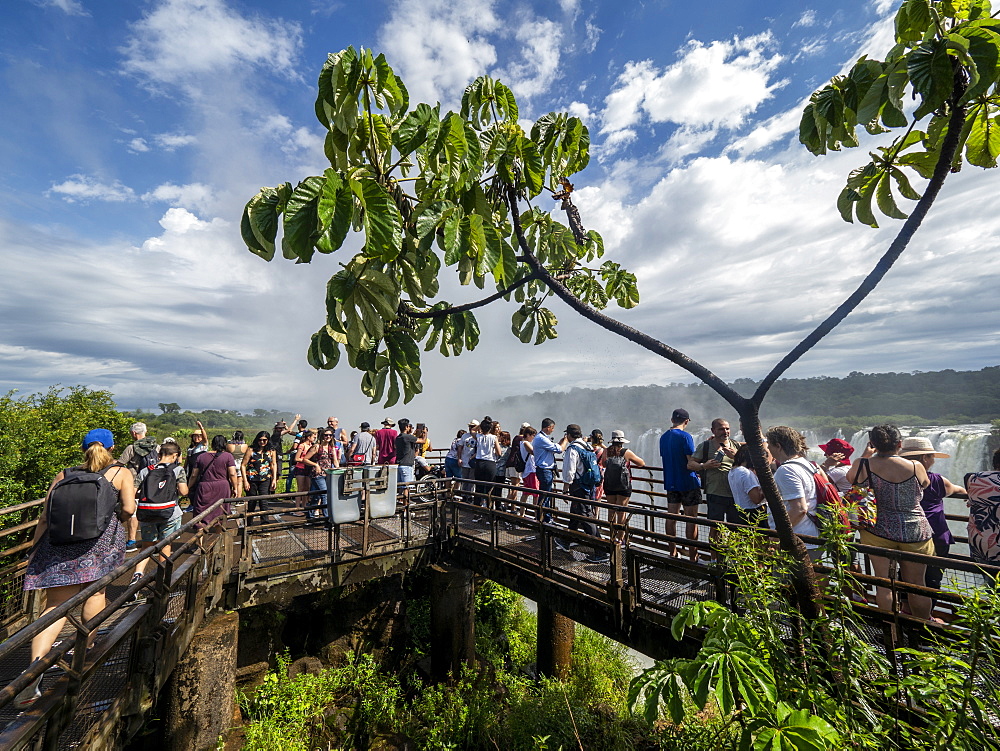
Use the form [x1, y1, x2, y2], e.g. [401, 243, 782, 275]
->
[845, 424, 992, 480]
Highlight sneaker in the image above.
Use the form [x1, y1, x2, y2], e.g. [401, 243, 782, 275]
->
[14, 674, 42, 709]
[554, 539, 571, 552]
[585, 552, 610, 564]
[125, 572, 143, 604]
[125, 539, 138, 551]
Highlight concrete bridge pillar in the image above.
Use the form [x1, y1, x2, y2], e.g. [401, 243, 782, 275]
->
[430, 564, 475, 682]
[162, 611, 239, 751]
[537, 604, 574, 680]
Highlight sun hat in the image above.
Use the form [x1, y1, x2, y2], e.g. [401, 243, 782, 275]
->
[382, 418, 395, 426]
[469, 419, 480, 427]
[818, 438, 854, 465]
[610, 429, 630, 444]
[82, 428, 115, 450]
[899, 437, 949, 458]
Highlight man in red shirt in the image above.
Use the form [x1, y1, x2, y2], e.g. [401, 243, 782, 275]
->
[375, 418, 399, 464]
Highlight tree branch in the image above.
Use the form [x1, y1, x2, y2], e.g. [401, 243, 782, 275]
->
[752, 78, 968, 406]
[509, 187, 747, 410]
[401, 272, 540, 318]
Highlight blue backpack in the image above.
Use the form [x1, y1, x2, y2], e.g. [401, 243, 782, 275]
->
[570, 443, 602, 490]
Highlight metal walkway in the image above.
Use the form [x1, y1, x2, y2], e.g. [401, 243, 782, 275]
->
[0, 474, 996, 749]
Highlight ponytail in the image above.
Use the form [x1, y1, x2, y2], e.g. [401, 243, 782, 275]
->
[82, 442, 113, 472]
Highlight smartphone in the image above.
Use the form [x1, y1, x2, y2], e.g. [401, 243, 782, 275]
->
[714, 448, 725, 462]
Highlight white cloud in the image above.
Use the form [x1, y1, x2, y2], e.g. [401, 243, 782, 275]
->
[154, 132, 197, 150]
[793, 10, 817, 28]
[128, 138, 150, 153]
[599, 34, 786, 158]
[566, 101, 593, 123]
[34, 0, 88, 16]
[47, 175, 135, 203]
[378, 0, 500, 105]
[495, 15, 564, 99]
[141, 182, 215, 212]
[121, 0, 302, 89]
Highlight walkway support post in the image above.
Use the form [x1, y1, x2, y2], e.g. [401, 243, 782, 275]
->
[537, 604, 574, 680]
[430, 564, 475, 682]
[162, 611, 238, 751]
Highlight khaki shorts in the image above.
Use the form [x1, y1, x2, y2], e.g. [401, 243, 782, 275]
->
[859, 529, 935, 556]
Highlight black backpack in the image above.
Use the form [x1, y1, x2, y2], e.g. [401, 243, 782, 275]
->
[47, 465, 121, 545]
[604, 454, 631, 495]
[126, 438, 159, 474]
[137, 462, 180, 523]
[509, 436, 527, 473]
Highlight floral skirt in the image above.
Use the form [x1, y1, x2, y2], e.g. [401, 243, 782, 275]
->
[25, 517, 126, 590]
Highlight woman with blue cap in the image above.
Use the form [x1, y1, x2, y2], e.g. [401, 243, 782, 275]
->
[14, 428, 135, 708]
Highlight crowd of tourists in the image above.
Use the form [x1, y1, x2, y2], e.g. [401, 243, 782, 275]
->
[13, 410, 1000, 708]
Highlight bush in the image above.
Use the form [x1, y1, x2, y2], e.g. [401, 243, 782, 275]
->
[0, 386, 132, 507]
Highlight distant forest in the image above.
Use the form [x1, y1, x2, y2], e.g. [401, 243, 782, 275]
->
[487, 367, 1000, 434]
[123, 406, 297, 440]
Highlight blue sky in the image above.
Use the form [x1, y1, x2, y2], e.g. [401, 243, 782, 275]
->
[2, 0, 998, 429]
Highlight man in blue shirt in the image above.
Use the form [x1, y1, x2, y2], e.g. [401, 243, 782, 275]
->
[532, 417, 567, 523]
[659, 408, 703, 561]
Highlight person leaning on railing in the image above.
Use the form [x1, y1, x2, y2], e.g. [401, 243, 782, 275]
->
[15, 428, 136, 709]
[847, 424, 938, 623]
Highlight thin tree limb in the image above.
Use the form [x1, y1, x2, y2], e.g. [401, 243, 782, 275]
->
[752, 84, 968, 406]
[400, 272, 540, 318]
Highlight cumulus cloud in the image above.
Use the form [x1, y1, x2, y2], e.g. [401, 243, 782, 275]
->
[377, 0, 500, 105]
[47, 175, 135, 203]
[141, 182, 215, 212]
[121, 0, 302, 90]
[599, 34, 786, 157]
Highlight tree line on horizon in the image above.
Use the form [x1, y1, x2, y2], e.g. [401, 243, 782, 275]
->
[487, 366, 1000, 434]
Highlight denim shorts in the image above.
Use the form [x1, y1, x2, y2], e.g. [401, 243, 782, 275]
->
[140, 513, 182, 543]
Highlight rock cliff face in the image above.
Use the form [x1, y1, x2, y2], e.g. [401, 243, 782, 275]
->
[236, 573, 411, 686]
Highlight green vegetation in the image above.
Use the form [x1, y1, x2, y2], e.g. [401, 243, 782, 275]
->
[630, 522, 1000, 750]
[238, 579, 649, 750]
[122, 407, 296, 442]
[0, 386, 132, 507]
[489, 366, 1000, 434]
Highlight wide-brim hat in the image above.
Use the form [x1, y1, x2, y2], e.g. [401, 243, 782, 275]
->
[899, 436, 949, 458]
[382, 418, 395, 426]
[610, 429, 630, 444]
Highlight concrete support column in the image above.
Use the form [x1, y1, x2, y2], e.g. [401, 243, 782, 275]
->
[163, 611, 239, 751]
[430, 564, 475, 682]
[537, 603, 574, 680]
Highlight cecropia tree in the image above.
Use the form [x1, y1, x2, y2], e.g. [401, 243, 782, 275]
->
[243, 0, 1000, 618]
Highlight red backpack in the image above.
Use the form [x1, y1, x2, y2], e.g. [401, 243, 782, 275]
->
[792, 459, 851, 533]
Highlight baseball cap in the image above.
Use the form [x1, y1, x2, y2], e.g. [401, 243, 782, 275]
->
[671, 408, 690, 422]
[82, 428, 115, 450]
[360, 421, 371, 430]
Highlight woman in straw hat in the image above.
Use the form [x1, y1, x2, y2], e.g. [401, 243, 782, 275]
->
[899, 437, 966, 594]
[601, 430, 646, 546]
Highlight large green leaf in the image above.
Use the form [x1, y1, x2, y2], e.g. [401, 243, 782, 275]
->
[895, 0, 934, 44]
[282, 176, 325, 263]
[966, 109, 1000, 166]
[241, 182, 291, 260]
[908, 39, 955, 120]
[351, 176, 404, 261]
[316, 169, 355, 254]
